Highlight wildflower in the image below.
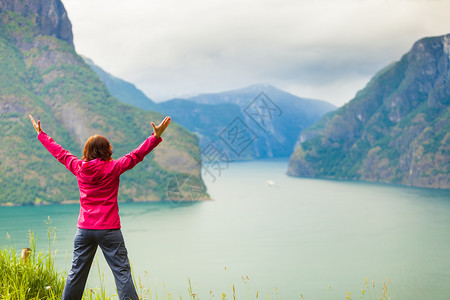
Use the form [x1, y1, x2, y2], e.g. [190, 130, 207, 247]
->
[345, 291, 351, 300]
[45, 286, 51, 290]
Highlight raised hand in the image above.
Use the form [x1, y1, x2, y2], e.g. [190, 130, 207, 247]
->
[29, 115, 42, 134]
[151, 116, 171, 138]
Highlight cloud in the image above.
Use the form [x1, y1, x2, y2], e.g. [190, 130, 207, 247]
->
[62, 0, 450, 105]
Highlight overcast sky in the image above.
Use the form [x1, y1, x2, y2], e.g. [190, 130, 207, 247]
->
[61, 0, 450, 106]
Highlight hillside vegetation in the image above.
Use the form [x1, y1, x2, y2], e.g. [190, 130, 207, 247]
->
[0, 1, 205, 205]
[288, 34, 449, 189]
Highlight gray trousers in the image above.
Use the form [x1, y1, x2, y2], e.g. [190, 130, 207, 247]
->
[62, 228, 139, 300]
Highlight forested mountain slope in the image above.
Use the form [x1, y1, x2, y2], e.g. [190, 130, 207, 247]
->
[0, 0, 204, 205]
[288, 34, 449, 189]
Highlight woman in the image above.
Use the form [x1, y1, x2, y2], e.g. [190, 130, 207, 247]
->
[29, 114, 171, 300]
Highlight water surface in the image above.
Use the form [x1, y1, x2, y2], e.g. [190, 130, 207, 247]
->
[1, 159, 449, 299]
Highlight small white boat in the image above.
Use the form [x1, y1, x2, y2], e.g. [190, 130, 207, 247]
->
[266, 179, 275, 187]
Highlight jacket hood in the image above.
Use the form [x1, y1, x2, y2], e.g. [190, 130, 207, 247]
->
[79, 159, 106, 183]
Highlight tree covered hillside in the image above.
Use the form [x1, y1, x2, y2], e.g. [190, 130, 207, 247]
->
[0, 0, 204, 205]
[288, 34, 449, 189]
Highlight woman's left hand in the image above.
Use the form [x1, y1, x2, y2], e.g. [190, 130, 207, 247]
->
[151, 116, 171, 138]
[29, 115, 42, 134]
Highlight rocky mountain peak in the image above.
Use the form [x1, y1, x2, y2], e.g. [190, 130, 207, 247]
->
[0, 0, 73, 46]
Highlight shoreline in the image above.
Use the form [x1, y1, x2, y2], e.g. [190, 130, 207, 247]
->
[0, 198, 210, 207]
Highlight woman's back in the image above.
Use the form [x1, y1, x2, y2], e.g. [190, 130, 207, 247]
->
[37, 131, 162, 229]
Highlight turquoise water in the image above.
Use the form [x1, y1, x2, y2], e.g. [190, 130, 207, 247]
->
[1, 159, 449, 299]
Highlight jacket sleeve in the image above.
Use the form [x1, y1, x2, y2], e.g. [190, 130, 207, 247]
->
[38, 131, 81, 176]
[115, 133, 162, 175]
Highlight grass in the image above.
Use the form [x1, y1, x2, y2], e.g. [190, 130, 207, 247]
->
[0, 228, 396, 299]
[0, 231, 64, 299]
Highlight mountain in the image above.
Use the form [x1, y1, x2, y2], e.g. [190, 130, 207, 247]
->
[186, 84, 334, 120]
[173, 84, 336, 160]
[0, 0, 205, 205]
[82, 61, 337, 161]
[288, 34, 450, 189]
[157, 99, 244, 149]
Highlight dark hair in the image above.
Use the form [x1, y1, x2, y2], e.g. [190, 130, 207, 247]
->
[82, 135, 113, 161]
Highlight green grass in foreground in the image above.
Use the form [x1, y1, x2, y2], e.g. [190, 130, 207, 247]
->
[0, 231, 64, 299]
[0, 229, 396, 299]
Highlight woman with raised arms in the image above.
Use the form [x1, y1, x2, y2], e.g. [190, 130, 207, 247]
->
[29, 114, 171, 300]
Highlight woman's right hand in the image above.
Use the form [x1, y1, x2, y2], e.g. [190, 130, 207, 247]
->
[29, 115, 42, 134]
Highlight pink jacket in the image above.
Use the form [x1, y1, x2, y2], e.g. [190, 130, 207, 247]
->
[38, 131, 162, 229]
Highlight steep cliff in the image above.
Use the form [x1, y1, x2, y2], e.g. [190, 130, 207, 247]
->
[288, 34, 449, 189]
[0, 0, 73, 46]
[0, 0, 205, 205]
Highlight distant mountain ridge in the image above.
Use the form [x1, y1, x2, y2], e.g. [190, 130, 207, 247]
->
[84, 57, 336, 161]
[172, 84, 336, 159]
[186, 84, 334, 122]
[0, 0, 205, 205]
[288, 34, 450, 189]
